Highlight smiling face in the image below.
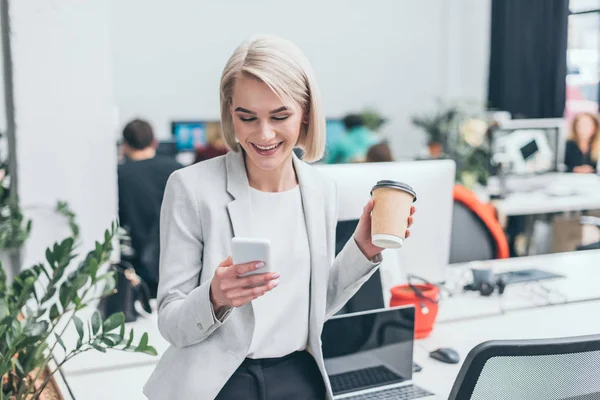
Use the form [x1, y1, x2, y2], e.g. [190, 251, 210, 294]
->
[230, 73, 305, 172]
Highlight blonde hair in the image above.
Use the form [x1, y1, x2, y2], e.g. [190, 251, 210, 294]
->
[219, 35, 326, 162]
[569, 112, 600, 162]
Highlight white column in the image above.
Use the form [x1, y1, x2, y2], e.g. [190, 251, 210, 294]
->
[9, 1, 118, 266]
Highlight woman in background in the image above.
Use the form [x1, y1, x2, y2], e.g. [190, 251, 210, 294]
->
[565, 112, 599, 173]
[194, 122, 229, 163]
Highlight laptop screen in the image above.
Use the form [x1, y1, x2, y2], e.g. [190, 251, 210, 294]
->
[321, 306, 416, 395]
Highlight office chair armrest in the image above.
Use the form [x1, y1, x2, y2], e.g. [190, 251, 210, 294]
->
[580, 216, 600, 228]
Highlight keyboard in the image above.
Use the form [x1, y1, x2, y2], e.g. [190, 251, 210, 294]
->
[330, 365, 403, 395]
[341, 384, 434, 399]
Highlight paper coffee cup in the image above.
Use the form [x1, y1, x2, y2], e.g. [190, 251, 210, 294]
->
[371, 180, 417, 249]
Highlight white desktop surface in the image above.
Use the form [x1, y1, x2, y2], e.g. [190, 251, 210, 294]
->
[438, 249, 600, 323]
[490, 173, 600, 217]
[413, 300, 600, 399]
[59, 250, 600, 399]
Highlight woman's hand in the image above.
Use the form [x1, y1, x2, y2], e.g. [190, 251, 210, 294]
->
[353, 200, 416, 260]
[573, 165, 595, 174]
[210, 257, 279, 313]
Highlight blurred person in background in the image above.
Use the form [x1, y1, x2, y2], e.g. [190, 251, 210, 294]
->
[194, 122, 229, 163]
[366, 140, 394, 163]
[565, 112, 599, 173]
[326, 114, 380, 163]
[118, 119, 182, 297]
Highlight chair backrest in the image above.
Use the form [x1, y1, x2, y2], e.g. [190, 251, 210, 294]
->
[449, 334, 600, 400]
[449, 185, 509, 263]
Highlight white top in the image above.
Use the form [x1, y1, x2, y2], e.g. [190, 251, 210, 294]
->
[247, 185, 311, 358]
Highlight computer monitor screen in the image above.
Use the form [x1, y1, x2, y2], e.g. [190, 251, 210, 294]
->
[520, 139, 539, 161]
[490, 121, 563, 175]
[171, 121, 207, 151]
[321, 306, 415, 395]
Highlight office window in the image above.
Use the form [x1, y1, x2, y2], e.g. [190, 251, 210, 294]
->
[566, 0, 600, 119]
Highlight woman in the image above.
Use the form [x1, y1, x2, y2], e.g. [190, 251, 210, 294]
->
[565, 112, 600, 173]
[194, 122, 229, 163]
[143, 36, 415, 400]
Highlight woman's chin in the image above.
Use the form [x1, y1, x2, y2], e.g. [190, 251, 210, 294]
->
[246, 149, 292, 172]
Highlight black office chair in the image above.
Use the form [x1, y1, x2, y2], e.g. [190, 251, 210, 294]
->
[577, 216, 600, 251]
[449, 334, 600, 400]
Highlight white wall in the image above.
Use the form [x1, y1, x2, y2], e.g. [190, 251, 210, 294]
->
[10, 1, 118, 267]
[111, 0, 491, 159]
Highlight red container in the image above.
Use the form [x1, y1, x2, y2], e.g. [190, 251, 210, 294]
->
[390, 284, 440, 339]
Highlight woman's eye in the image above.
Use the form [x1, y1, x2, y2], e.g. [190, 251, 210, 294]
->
[239, 116, 256, 122]
[272, 115, 289, 121]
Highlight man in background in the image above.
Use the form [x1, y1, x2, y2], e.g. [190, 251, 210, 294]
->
[118, 119, 182, 297]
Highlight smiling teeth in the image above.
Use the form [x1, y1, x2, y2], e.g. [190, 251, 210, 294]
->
[255, 143, 279, 150]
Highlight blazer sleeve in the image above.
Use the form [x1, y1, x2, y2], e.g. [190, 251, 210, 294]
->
[324, 182, 382, 318]
[155, 171, 230, 348]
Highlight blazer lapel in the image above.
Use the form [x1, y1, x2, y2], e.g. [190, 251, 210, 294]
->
[294, 156, 328, 334]
[226, 151, 253, 238]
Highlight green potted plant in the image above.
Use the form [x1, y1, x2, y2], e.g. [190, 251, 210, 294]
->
[0, 220, 156, 399]
[360, 109, 387, 132]
[411, 107, 459, 158]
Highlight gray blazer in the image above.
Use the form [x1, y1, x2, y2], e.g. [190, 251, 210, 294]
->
[143, 150, 381, 400]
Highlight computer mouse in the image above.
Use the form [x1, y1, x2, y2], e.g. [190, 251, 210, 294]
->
[429, 347, 460, 364]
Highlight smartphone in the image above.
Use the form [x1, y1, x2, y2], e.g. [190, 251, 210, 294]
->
[231, 237, 273, 278]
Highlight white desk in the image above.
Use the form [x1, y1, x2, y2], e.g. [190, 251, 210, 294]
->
[58, 250, 600, 399]
[490, 173, 600, 217]
[413, 300, 600, 398]
[438, 249, 600, 323]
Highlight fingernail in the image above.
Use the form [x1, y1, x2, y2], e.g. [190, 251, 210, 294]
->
[272, 279, 279, 287]
[255, 262, 265, 269]
[272, 272, 280, 279]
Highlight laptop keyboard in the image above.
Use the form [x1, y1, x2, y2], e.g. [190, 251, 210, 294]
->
[341, 384, 434, 399]
[330, 365, 403, 395]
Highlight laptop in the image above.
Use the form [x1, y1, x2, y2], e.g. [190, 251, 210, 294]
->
[321, 305, 434, 399]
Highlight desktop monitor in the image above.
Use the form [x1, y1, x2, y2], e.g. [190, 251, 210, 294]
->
[490, 118, 565, 175]
[317, 159, 455, 294]
[171, 121, 208, 152]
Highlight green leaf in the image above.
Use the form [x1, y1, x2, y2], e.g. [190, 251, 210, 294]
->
[54, 333, 66, 352]
[91, 343, 106, 353]
[103, 333, 123, 344]
[49, 304, 60, 321]
[135, 332, 149, 352]
[13, 358, 24, 375]
[88, 258, 99, 280]
[0, 299, 7, 319]
[59, 283, 71, 309]
[126, 329, 134, 349]
[141, 345, 157, 356]
[103, 312, 124, 333]
[100, 336, 116, 346]
[91, 311, 102, 335]
[73, 316, 84, 340]
[46, 248, 56, 268]
[119, 321, 125, 341]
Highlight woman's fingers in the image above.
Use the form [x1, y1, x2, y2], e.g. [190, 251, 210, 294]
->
[221, 271, 280, 291]
[227, 279, 280, 307]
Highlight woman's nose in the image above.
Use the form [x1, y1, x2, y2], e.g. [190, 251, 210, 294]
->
[257, 122, 277, 142]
